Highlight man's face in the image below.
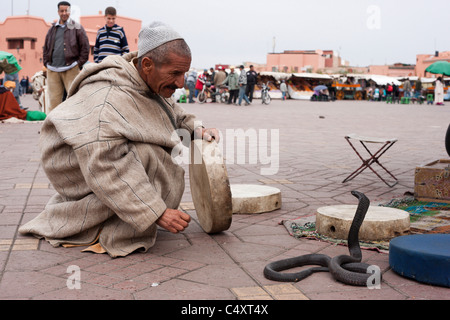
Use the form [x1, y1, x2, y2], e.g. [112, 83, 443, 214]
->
[105, 15, 116, 28]
[58, 5, 71, 24]
[141, 52, 191, 98]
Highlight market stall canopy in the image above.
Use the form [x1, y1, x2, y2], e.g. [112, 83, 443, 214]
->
[287, 73, 333, 100]
[258, 71, 334, 82]
[259, 71, 292, 81]
[292, 72, 333, 80]
[0, 51, 22, 75]
[397, 76, 436, 83]
[425, 61, 450, 76]
[346, 74, 401, 86]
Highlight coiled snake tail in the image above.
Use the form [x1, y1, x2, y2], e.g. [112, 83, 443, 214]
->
[264, 191, 380, 286]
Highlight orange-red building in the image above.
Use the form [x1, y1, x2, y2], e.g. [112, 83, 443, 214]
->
[368, 63, 415, 77]
[416, 51, 450, 78]
[0, 13, 141, 79]
[266, 49, 343, 73]
[0, 16, 51, 79]
[265, 49, 450, 78]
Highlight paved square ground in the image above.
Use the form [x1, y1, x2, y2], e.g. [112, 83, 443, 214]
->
[0, 94, 449, 301]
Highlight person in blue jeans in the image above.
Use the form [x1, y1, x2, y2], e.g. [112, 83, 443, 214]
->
[238, 65, 251, 106]
[186, 69, 197, 103]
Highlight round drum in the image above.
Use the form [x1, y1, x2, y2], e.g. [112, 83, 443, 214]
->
[315, 205, 410, 241]
[389, 234, 450, 287]
[230, 184, 281, 214]
[189, 139, 232, 233]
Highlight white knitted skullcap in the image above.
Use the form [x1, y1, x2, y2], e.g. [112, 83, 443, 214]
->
[137, 21, 183, 58]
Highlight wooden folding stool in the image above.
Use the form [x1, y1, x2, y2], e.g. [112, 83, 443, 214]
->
[342, 134, 398, 187]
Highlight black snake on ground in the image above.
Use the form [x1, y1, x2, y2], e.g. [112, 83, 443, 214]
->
[263, 191, 381, 286]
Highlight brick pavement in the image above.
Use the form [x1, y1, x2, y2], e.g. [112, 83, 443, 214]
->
[0, 94, 449, 301]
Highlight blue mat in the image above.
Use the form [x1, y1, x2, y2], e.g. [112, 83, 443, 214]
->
[389, 234, 450, 287]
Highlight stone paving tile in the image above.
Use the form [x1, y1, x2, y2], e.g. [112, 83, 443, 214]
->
[14, 183, 33, 189]
[238, 234, 301, 249]
[0, 251, 7, 273]
[82, 272, 123, 287]
[0, 271, 66, 299]
[0, 240, 12, 252]
[108, 263, 170, 280]
[232, 223, 288, 237]
[133, 278, 236, 300]
[264, 284, 309, 300]
[305, 285, 408, 300]
[146, 238, 192, 256]
[0, 225, 19, 239]
[221, 241, 285, 263]
[5, 250, 73, 272]
[35, 282, 134, 300]
[130, 270, 174, 286]
[0, 212, 22, 225]
[231, 286, 274, 300]
[179, 264, 257, 288]
[112, 279, 149, 292]
[165, 242, 236, 266]
[11, 238, 40, 251]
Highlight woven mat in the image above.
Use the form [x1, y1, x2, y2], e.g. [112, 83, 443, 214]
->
[379, 196, 450, 234]
[281, 217, 390, 253]
[282, 196, 450, 252]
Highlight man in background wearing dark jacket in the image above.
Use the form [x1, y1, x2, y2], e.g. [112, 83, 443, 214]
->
[245, 65, 258, 102]
[43, 1, 90, 112]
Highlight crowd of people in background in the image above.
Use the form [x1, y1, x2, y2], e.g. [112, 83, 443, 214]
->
[185, 64, 258, 106]
[365, 77, 445, 105]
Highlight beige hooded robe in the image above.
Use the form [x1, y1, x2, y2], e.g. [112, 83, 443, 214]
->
[19, 52, 200, 257]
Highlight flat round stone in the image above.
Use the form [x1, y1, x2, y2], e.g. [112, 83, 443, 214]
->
[230, 184, 281, 214]
[316, 205, 410, 241]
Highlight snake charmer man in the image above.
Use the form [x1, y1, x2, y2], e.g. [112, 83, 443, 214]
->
[19, 22, 219, 258]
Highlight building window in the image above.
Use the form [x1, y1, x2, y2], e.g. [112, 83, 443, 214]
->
[30, 39, 36, 50]
[7, 39, 24, 50]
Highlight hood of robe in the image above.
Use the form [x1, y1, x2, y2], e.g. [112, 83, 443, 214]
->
[68, 51, 149, 98]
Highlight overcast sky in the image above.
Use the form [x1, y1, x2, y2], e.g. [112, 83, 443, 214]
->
[1, 0, 448, 69]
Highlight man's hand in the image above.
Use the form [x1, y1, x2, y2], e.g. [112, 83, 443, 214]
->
[194, 127, 220, 142]
[156, 208, 191, 233]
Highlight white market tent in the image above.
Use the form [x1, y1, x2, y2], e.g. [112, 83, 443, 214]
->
[254, 72, 291, 99]
[396, 76, 438, 84]
[345, 74, 402, 86]
[255, 71, 335, 100]
[291, 73, 334, 80]
[288, 73, 334, 100]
